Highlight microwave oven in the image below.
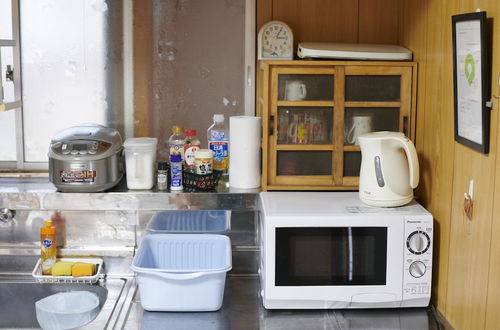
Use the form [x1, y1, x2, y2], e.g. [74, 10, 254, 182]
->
[259, 192, 433, 309]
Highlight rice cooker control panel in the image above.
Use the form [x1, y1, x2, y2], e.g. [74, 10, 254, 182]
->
[51, 140, 111, 156]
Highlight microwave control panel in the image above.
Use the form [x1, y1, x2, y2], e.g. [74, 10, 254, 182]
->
[402, 215, 433, 306]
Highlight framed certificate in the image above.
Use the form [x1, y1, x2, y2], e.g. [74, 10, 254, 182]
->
[452, 11, 490, 154]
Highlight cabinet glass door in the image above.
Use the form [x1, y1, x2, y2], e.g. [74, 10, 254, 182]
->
[342, 66, 413, 182]
[269, 68, 336, 187]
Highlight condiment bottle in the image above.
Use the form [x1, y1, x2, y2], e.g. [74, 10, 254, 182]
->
[168, 126, 185, 161]
[195, 149, 213, 175]
[157, 161, 169, 191]
[184, 130, 201, 172]
[207, 114, 229, 173]
[170, 153, 183, 191]
[41, 220, 56, 275]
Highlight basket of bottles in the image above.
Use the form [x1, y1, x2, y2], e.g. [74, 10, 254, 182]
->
[182, 170, 222, 192]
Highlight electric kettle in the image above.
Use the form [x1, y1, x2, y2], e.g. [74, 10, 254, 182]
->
[358, 132, 419, 207]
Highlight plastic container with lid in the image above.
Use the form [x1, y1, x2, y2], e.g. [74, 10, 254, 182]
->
[169, 126, 185, 161]
[123, 137, 158, 190]
[184, 130, 201, 172]
[131, 234, 232, 311]
[194, 149, 213, 175]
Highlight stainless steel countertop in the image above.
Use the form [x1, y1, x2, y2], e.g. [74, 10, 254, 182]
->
[122, 276, 449, 330]
[0, 177, 259, 211]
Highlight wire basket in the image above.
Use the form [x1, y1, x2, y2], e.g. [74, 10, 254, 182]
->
[182, 170, 222, 192]
[32, 258, 104, 284]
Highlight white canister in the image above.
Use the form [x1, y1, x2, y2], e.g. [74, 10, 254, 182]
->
[123, 137, 158, 190]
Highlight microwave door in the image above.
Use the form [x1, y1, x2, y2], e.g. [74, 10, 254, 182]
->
[275, 227, 388, 287]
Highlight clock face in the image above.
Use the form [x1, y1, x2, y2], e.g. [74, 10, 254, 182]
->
[259, 21, 293, 59]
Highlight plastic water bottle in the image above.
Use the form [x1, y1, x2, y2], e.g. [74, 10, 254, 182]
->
[168, 126, 185, 161]
[207, 114, 229, 173]
[170, 153, 183, 191]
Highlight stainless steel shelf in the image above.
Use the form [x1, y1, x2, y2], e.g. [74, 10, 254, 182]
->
[0, 178, 259, 211]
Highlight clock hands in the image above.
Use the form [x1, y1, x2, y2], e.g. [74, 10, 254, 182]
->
[276, 26, 287, 40]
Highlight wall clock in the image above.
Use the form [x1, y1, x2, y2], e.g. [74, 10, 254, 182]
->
[258, 21, 294, 60]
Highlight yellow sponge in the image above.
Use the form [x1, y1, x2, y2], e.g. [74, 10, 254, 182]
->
[71, 262, 96, 277]
[51, 261, 74, 276]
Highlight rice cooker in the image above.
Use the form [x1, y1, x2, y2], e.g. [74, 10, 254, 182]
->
[49, 123, 124, 192]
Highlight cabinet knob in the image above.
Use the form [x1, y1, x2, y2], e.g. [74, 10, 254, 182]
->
[269, 115, 275, 136]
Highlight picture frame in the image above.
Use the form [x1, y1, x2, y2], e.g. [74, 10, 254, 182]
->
[452, 11, 490, 154]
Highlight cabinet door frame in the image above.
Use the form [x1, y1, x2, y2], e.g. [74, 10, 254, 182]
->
[268, 66, 336, 187]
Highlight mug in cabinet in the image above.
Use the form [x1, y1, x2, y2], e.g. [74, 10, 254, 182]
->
[345, 114, 373, 145]
[285, 80, 307, 101]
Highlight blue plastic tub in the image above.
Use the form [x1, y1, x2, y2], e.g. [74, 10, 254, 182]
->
[146, 210, 231, 234]
[131, 234, 232, 312]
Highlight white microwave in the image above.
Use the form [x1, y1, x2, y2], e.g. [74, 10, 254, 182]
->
[259, 192, 433, 309]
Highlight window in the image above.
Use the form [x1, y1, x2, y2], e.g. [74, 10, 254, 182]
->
[0, 0, 132, 170]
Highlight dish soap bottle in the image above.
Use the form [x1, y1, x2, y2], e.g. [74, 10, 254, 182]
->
[207, 114, 229, 173]
[41, 220, 56, 275]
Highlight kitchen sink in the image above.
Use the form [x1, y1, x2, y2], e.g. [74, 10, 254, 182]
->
[0, 276, 131, 329]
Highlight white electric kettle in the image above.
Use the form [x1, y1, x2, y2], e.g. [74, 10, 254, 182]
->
[358, 132, 419, 207]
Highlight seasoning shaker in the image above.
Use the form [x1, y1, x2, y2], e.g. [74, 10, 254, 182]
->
[156, 161, 169, 191]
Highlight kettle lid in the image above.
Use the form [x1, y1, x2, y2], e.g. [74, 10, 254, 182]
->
[358, 131, 407, 141]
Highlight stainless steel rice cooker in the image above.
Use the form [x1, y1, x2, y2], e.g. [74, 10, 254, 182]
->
[49, 123, 124, 192]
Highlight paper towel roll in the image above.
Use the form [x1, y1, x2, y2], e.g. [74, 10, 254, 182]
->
[229, 116, 261, 188]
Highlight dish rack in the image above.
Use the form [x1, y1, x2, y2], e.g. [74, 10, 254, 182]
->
[32, 258, 104, 284]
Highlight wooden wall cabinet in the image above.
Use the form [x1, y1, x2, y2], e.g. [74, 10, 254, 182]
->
[257, 60, 417, 191]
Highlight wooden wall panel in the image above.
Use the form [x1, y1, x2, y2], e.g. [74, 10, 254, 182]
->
[399, 0, 455, 312]
[271, 0, 359, 46]
[443, 0, 499, 328]
[486, 112, 500, 328]
[400, 0, 500, 328]
[358, 0, 399, 44]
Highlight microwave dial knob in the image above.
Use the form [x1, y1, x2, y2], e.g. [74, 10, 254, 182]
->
[407, 231, 430, 254]
[409, 261, 426, 278]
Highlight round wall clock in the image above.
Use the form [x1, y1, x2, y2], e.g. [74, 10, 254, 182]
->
[258, 21, 294, 60]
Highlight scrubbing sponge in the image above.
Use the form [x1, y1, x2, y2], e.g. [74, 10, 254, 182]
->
[51, 261, 74, 276]
[71, 262, 96, 277]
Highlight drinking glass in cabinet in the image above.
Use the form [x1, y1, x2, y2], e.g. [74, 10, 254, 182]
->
[277, 107, 332, 144]
[345, 75, 401, 101]
[278, 74, 334, 101]
[344, 108, 400, 145]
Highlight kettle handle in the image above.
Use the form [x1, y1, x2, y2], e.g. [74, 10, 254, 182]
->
[390, 135, 419, 188]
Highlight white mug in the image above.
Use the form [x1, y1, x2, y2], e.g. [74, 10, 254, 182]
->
[285, 80, 307, 101]
[345, 115, 373, 145]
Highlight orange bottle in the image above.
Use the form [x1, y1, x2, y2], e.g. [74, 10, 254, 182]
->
[41, 220, 57, 275]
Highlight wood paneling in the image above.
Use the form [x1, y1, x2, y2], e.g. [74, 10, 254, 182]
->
[400, 0, 500, 328]
[486, 111, 500, 329]
[271, 0, 359, 46]
[358, 0, 400, 44]
[399, 0, 456, 312]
